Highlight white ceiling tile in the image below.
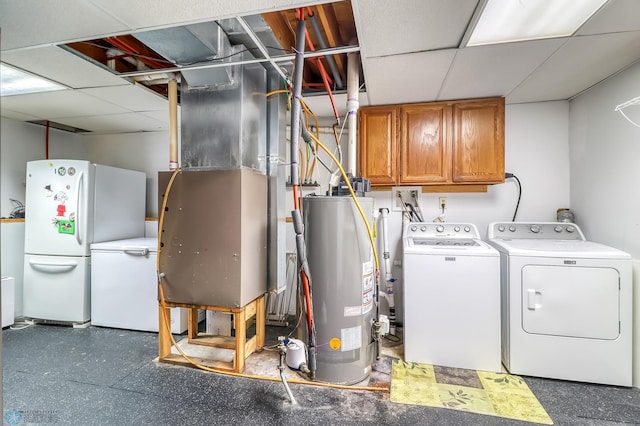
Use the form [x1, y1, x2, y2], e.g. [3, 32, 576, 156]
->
[0, 109, 42, 122]
[363, 50, 456, 105]
[0, 0, 129, 50]
[138, 109, 178, 128]
[1, 90, 130, 119]
[2, 46, 126, 89]
[353, 0, 478, 58]
[439, 38, 566, 101]
[90, 0, 328, 31]
[508, 31, 640, 104]
[578, 0, 640, 35]
[80, 84, 168, 112]
[56, 112, 167, 133]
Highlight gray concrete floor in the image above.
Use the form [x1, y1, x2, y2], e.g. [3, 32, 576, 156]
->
[3, 323, 640, 425]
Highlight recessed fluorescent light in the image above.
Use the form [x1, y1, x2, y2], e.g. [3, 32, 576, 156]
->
[0, 63, 66, 96]
[467, 0, 608, 47]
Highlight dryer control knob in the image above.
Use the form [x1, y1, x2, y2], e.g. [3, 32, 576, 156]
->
[464, 226, 471, 232]
[509, 226, 517, 232]
[530, 224, 541, 233]
[498, 225, 505, 232]
[420, 226, 427, 232]
[410, 225, 417, 232]
[454, 226, 460, 232]
[554, 226, 563, 233]
[436, 225, 444, 233]
[566, 225, 575, 233]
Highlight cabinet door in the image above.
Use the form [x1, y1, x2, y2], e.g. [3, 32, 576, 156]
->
[358, 106, 398, 186]
[451, 98, 505, 183]
[400, 103, 451, 184]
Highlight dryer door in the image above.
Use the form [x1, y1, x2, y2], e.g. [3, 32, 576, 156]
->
[521, 265, 619, 340]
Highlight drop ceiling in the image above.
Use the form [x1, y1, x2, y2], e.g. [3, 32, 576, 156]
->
[1, 0, 640, 134]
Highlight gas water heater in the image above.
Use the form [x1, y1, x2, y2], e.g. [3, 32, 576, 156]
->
[301, 195, 375, 384]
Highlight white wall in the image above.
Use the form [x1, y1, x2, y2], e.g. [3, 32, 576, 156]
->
[84, 131, 171, 217]
[569, 60, 640, 388]
[1, 102, 572, 324]
[570, 61, 640, 255]
[281, 101, 571, 320]
[0, 117, 86, 217]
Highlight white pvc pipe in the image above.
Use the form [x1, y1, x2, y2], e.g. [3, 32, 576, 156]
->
[346, 51, 360, 176]
[380, 208, 396, 335]
[168, 77, 179, 171]
[381, 208, 392, 283]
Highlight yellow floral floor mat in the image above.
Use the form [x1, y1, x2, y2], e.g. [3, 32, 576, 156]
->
[390, 360, 553, 424]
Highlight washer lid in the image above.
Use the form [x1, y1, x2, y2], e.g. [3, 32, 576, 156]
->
[487, 239, 630, 259]
[404, 237, 498, 256]
[90, 237, 158, 253]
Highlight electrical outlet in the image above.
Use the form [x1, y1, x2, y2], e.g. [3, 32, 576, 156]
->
[439, 197, 447, 210]
[392, 186, 422, 211]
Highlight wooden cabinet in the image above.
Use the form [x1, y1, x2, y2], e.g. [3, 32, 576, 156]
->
[358, 105, 397, 186]
[358, 97, 504, 188]
[400, 103, 451, 184]
[451, 98, 505, 183]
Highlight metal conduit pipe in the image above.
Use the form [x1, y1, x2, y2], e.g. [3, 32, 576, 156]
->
[308, 14, 344, 90]
[290, 22, 306, 190]
[168, 77, 179, 171]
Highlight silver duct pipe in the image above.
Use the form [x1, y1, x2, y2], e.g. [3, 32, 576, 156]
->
[308, 14, 344, 90]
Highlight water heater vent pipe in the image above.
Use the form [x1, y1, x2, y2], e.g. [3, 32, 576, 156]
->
[346, 48, 360, 176]
[168, 75, 179, 170]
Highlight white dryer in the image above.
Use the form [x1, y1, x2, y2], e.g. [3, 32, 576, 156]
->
[403, 222, 501, 372]
[487, 222, 632, 386]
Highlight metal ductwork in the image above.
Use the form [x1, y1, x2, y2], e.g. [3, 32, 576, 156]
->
[133, 21, 234, 87]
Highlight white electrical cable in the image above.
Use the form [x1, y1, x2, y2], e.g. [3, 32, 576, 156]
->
[618, 109, 640, 128]
[615, 95, 640, 127]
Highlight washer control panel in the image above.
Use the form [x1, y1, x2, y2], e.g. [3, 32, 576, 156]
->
[488, 222, 585, 240]
[405, 222, 480, 239]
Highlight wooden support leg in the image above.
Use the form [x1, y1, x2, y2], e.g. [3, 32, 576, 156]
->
[158, 305, 171, 359]
[234, 306, 247, 373]
[188, 307, 199, 339]
[256, 295, 265, 349]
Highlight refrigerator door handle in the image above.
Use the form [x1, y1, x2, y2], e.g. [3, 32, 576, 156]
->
[28, 259, 79, 273]
[123, 247, 150, 256]
[76, 171, 84, 246]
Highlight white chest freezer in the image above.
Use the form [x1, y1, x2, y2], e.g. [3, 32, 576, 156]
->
[90, 237, 188, 333]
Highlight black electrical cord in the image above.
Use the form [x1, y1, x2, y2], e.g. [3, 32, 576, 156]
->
[505, 173, 522, 221]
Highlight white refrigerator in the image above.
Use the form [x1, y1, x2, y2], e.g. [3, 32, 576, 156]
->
[23, 159, 146, 323]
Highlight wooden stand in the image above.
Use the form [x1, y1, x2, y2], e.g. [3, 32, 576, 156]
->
[158, 295, 265, 373]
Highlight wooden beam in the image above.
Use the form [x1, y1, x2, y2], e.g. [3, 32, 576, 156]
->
[262, 12, 295, 53]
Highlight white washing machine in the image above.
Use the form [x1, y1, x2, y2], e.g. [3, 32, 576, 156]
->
[403, 222, 501, 372]
[487, 222, 632, 386]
